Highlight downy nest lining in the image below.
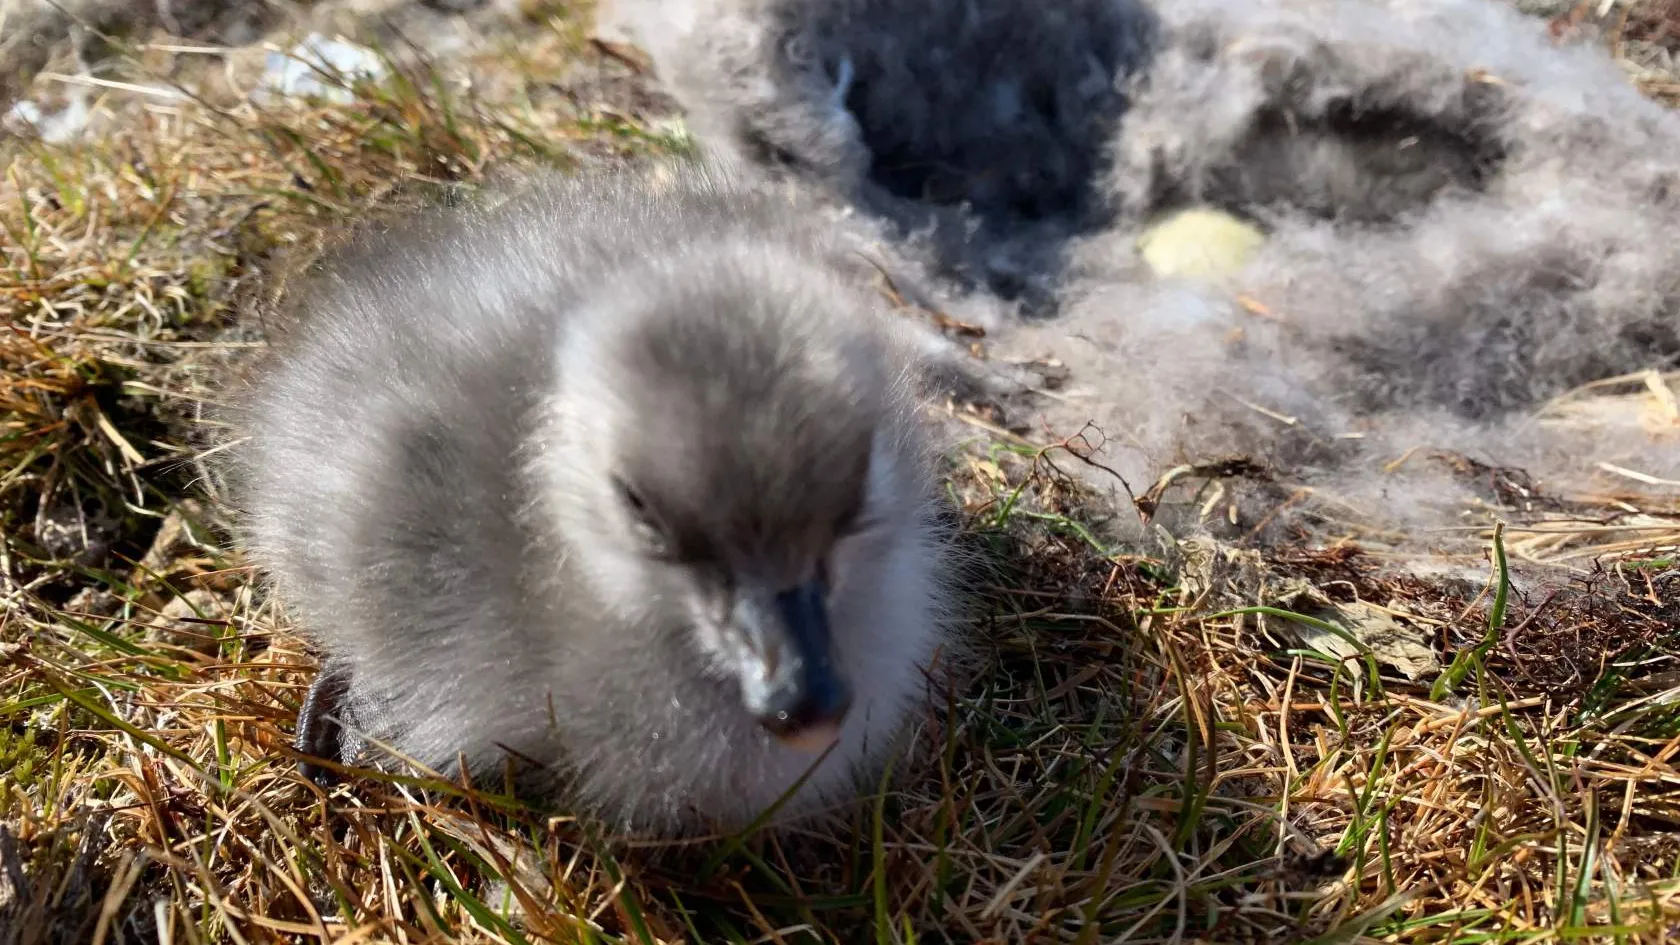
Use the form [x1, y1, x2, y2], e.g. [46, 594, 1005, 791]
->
[608, 0, 1679, 549]
[596, 0, 1161, 307]
[993, 0, 1680, 546]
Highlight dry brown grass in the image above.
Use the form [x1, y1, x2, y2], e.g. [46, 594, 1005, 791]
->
[3, 2, 1680, 943]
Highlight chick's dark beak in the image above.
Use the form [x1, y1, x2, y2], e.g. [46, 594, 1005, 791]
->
[735, 578, 852, 752]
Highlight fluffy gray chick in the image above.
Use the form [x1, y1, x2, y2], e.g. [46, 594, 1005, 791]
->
[230, 166, 957, 836]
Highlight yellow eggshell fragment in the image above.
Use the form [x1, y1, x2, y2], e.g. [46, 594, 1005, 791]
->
[1137, 207, 1267, 281]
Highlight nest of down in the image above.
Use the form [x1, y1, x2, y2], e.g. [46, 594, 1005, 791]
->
[607, 0, 1680, 556]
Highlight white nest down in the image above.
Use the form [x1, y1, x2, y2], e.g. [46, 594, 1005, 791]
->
[603, 0, 1680, 555]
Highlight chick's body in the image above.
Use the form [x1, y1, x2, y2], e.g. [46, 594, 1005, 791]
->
[233, 168, 954, 835]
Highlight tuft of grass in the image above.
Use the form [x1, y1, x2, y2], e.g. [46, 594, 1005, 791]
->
[2, 1, 1679, 943]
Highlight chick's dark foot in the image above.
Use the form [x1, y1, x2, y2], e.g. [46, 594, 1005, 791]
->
[295, 657, 354, 787]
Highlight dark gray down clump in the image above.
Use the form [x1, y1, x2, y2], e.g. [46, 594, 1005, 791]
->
[598, 0, 1160, 307]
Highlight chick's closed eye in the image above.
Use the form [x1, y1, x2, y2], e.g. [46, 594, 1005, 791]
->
[613, 475, 678, 559]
